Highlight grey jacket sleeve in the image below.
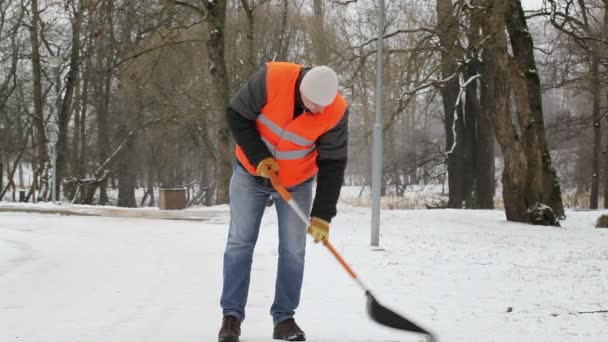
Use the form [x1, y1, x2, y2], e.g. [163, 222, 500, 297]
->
[229, 65, 267, 120]
[226, 65, 273, 167]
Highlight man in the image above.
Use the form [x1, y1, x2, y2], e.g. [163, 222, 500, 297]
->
[219, 62, 349, 342]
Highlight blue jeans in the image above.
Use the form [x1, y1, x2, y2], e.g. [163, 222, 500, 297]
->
[220, 163, 313, 324]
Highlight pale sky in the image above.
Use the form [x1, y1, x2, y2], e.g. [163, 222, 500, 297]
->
[521, 0, 544, 11]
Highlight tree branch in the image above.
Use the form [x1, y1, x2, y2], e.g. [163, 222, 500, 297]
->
[169, 0, 206, 16]
[110, 39, 203, 71]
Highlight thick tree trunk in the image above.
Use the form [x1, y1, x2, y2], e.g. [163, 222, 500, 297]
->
[482, 0, 528, 222]
[205, 0, 231, 204]
[116, 1, 138, 207]
[467, 1, 495, 209]
[116, 75, 138, 208]
[505, 0, 565, 217]
[436, 0, 465, 208]
[477, 59, 496, 209]
[116, 125, 138, 208]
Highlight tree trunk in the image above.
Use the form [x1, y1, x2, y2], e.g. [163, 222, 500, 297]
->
[467, 1, 495, 209]
[239, 0, 256, 77]
[482, 0, 528, 222]
[56, 2, 83, 201]
[589, 56, 601, 208]
[477, 58, 496, 209]
[505, 0, 565, 217]
[204, 0, 231, 204]
[603, 0, 608, 208]
[115, 1, 138, 207]
[72, 71, 82, 180]
[78, 75, 88, 179]
[73, 52, 89, 180]
[116, 127, 138, 207]
[464, 61, 479, 208]
[116, 75, 138, 208]
[0, 155, 3, 197]
[93, 8, 113, 205]
[312, 0, 328, 65]
[94, 68, 110, 204]
[436, 0, 465, 208]
[0, 5, 21, 114]
[29, 0, 48, 194]
[276, 0, 290, 61]
[576, 0, 602, 209]
[405, 96, 417, 186]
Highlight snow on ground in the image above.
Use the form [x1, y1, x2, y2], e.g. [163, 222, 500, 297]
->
[1, 205, 607, 342]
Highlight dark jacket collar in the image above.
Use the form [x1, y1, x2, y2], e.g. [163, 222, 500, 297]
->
[294, 66, 311, 117]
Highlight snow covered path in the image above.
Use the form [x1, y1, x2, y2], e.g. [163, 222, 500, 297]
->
[1, 206, 607, 342]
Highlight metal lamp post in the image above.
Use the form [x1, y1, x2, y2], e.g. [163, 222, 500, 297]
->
[371, 0, 384, 247]
[48, 55, 61, 203]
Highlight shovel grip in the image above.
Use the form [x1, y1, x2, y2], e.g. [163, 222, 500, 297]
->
[268, 172, 292, 202]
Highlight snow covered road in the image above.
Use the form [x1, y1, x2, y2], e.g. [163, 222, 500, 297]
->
[1, 207, 607, 342]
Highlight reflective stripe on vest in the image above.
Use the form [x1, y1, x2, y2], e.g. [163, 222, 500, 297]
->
[258, 113, 317, 160]
[257, 114, 314, 146]
[260, 136, 316, 160]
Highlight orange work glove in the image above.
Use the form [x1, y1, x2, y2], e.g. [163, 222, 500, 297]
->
[308, 217, 329, 243]
[256, 157, 279, 178]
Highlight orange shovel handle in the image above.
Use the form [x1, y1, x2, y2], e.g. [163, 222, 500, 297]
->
[267, 171, 360, 282]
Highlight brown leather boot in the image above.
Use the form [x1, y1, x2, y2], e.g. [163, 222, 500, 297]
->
[273, 318, 306, 341]
[218, 315, 241, 342]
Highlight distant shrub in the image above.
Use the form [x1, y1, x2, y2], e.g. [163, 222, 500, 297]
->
[595, 215, 608, 228]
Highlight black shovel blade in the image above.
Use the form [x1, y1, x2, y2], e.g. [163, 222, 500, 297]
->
[366, 291, 436, 341]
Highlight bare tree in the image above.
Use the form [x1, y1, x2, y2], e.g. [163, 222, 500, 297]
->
[311, 0, 328, 65]
[238, 0, 268, 76]
[0, 1, 26, 200]
[436, 0, 465, 208]
[464, 0, 496, 209]
[481, 0, 528, 221]
[276, 0, 290, 61]
[506, 0, 564, 217]
[171, 0, 231, 203]
[54, 0, 84, 201]
[542, 0, 607, 209]
[28, 0, 49, 200]
[204, 0, 231, 204]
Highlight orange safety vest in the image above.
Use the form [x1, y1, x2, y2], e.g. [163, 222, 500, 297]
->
[235, 62, 348, 187]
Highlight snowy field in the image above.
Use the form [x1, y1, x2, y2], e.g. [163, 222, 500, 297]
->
[1, 205, 607, 342]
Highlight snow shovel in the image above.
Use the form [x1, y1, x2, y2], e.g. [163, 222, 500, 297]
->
[267, 171, 437, 341]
